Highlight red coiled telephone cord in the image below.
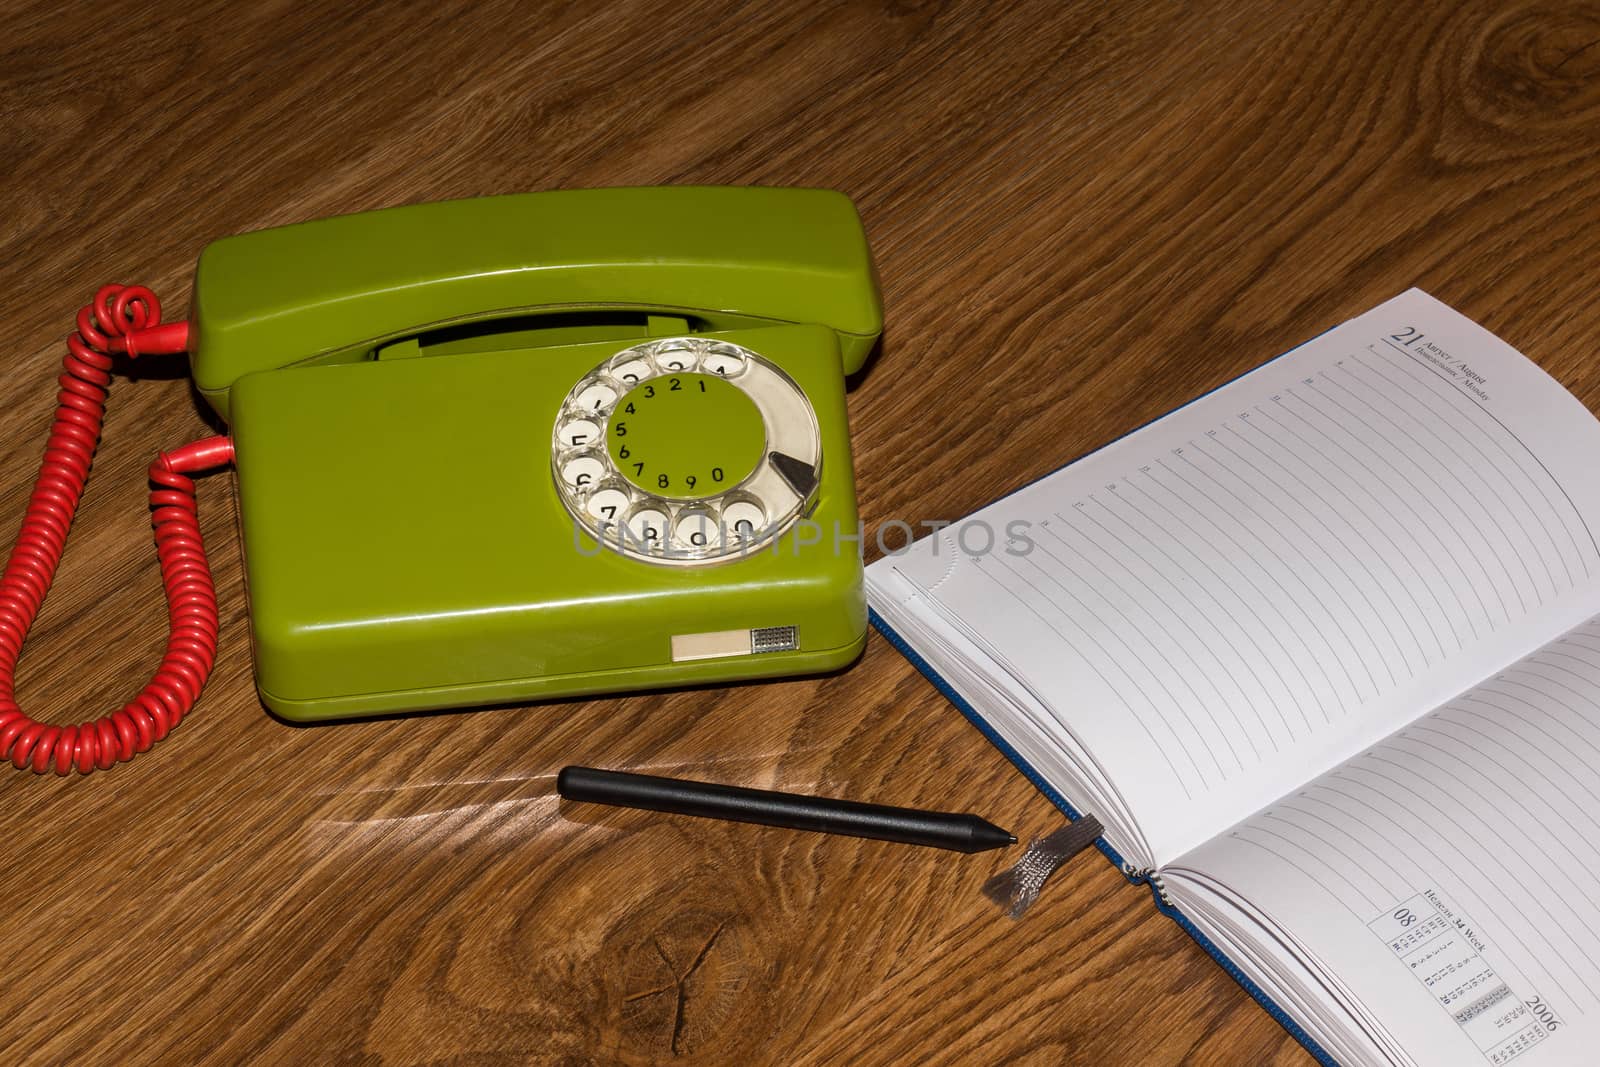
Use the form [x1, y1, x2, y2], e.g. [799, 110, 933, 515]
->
[0, 284, 232, 774]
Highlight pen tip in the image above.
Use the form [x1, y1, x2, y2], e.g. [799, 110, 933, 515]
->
[1007, 833, 1017, 845]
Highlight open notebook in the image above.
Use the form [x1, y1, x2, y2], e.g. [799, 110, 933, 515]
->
[868, 290, 1600, 1067]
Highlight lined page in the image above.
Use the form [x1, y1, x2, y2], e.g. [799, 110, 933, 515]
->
[1172, 614, 1600, 1065]
[871, 290, 1600, 864]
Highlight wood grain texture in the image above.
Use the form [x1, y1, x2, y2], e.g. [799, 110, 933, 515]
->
[3, 0, 1599, 1062]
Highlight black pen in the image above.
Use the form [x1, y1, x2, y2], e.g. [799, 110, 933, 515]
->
[557, 766, 1016, 853]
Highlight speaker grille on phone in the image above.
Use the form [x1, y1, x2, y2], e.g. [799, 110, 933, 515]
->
[751, 626, 799, 654]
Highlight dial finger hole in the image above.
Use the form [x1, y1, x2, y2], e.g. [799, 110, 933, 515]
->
[558, 418, 601, 450]
[585, 484, 631, 527]
[673, 507, 721, 552]
[651, 339, 699, 373]
[609, 356, 653, 385]
[722, 498, 767, 543]
[560, 454, 606, 491]
[700, 342, 748, 378]
[624, 503, 670, 551]
[573, 379, 617, 414]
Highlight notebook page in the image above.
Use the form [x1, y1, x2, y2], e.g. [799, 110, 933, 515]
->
[871, 289, 1600, 865]
[1169, 613, 1600, 1065]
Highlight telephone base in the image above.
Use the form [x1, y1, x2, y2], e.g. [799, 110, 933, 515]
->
[258, 632, 867, 723]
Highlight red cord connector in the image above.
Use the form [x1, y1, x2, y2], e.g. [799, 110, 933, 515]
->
[104, 320, 190, 358]
[0, 284, 231, 774]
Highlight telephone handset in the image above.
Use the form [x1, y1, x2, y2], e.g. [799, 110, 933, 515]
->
[0, 187, 881, 773]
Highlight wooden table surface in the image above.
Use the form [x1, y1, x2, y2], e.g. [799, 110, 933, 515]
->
[4, 1, 1599, 1063]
